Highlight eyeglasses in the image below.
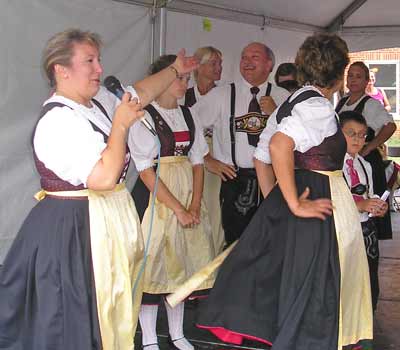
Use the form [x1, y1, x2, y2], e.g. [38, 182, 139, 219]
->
[342, 129, 367, 140]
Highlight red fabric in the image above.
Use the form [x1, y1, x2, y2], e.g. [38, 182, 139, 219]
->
[174, 131, 190, 143]
[346, 158, 364, 202]
[196, 324, 273, 346]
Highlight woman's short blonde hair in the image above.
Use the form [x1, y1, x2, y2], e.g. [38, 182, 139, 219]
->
[42, 28, 102, 87]
[193, 46, 222, 81]
[295, 33, 349, 89]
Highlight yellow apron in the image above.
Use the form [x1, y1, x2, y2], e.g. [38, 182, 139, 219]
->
[315, 170, 373, 349]
[141, 156, 216, 294]
[36, 183, 144, 350]
[203, 137, 225, 254]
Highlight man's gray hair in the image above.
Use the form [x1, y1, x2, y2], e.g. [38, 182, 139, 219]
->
[264, 45, 275, 71]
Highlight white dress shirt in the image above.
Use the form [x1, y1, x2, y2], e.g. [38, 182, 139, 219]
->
[192, 76, 289, 168]
[254, 86, 338, 164]
[343, 153, 375, 222]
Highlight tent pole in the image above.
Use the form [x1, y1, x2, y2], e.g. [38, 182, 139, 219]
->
[150, 3, 167, 63]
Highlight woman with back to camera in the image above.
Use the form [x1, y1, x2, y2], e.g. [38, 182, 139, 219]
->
[197, 33, 372, 350]
[336, 61, 396, 240]
[130, 55, 214, 350]
[184, 46, 225, 253]
[0, 28, 197, 350]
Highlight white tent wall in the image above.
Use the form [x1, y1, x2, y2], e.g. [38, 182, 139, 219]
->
[0, 0, 151, 263]
[165, 11, 311, 84]
[2, 0, 400, 263]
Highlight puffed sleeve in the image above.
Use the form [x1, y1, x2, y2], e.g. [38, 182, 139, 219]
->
[277, 96, 337, 153]
[188, 108, 209, 165]
[128, 110, 158, 172]
[34, 106, 107, 186]
[253, 109, 279, 164]
[364, 99, 394, 132]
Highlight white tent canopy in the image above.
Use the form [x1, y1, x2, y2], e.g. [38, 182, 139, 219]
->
[1, 0, 399, 262]
[119, 0, 400, 50]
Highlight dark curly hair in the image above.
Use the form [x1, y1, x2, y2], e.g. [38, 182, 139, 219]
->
[148, 54, 177, 75]
[274, 62, 297, 85]
[295, 33, 349, 88]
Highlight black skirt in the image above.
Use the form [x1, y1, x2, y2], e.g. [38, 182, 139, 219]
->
[197, 169, 341, 350]
[0, 197, 102, 350]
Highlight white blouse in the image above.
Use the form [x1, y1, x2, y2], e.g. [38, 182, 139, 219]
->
[337, 94, 394, 132]
[33, 86, 138, 186]
[343, 153, 375, 222]
[129, 102, 209, 172]
[192, 76, 290, 168]
[254, 86, 338, 164]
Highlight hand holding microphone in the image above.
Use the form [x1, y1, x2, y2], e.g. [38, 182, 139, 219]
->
[104, 76, 157, 136]
[113, 93, 144, 131]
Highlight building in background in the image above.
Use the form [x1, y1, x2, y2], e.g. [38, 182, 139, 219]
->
[348, 48, 400, 143]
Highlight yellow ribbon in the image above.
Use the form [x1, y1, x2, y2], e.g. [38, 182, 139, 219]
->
[312, 169, 343, 177]
[154, 155, 188, 165]
[34, 183, 126, 201]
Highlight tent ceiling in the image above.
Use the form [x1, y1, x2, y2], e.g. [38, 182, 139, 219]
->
[115, 0, 400, 34]
[345, 0, 400, 27]
[174, 0, 355, 28]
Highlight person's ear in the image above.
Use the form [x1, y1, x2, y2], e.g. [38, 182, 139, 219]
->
[54, 64, 68, 79]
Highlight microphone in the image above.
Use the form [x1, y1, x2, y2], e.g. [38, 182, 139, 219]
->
[103, 75, 157, 136]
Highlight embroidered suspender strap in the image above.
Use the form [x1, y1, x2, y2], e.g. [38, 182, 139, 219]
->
[184, 87, 196, 107]
[265, 82, 272, 96]
[335, 96, 349, 114]
[229, 83, 237, 169]
[180, 105, 196, 151]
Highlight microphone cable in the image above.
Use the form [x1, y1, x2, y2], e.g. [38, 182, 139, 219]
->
[131, 135, 161, 299]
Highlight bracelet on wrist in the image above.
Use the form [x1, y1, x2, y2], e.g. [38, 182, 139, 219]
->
[169, 65, 179, 78]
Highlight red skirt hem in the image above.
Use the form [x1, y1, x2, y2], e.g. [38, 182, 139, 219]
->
[196, 324, 273, 346]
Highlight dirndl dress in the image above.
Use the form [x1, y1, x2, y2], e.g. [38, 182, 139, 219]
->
[197, 89, 373, 350]
[132, 104, 216, 297]
[0, 100, 144, 350]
